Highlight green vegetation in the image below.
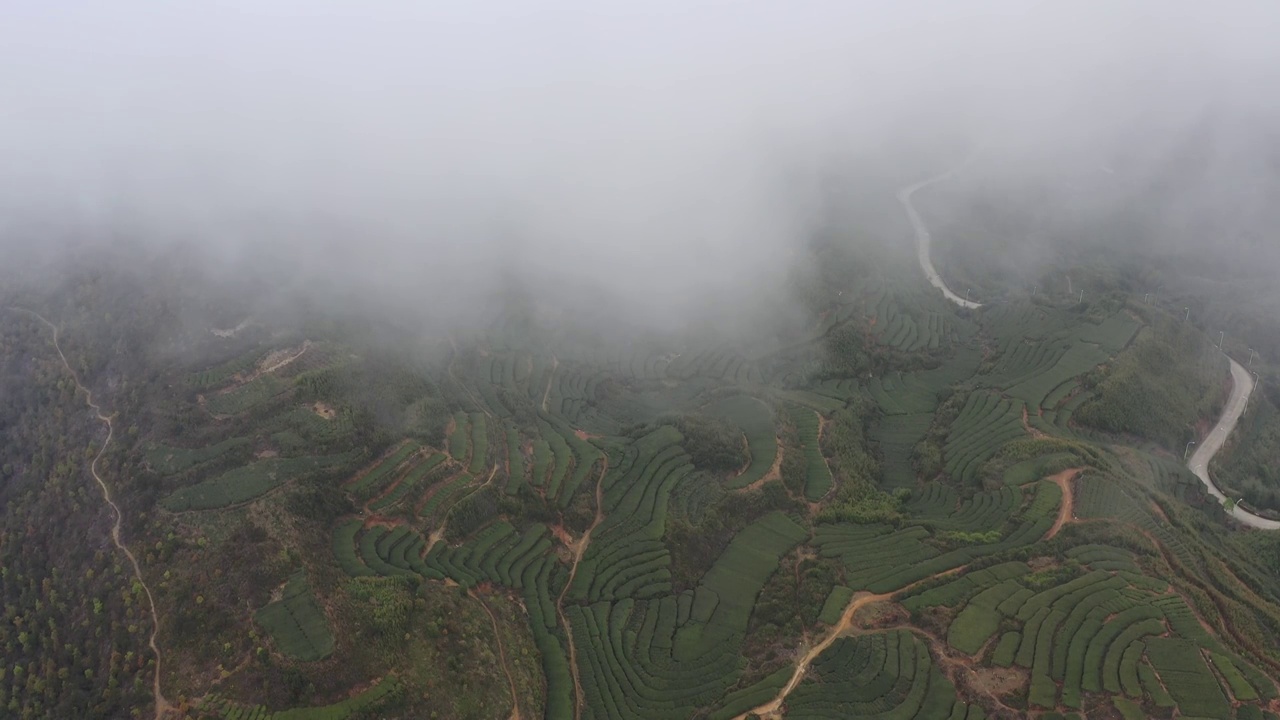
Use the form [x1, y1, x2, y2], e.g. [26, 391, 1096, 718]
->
[787, 630, 966, 719]
[818, 585, 855, 624]
[9, 234, 1280, 720]
[1075, 317, 1226, 448]
[254, 571, 335, 661]
[206, 677, 400, 719]
[791, 408, 834, 500]
[1213, 386, 1280, 511]
[147, 437, 252, 474]
[161, 451, 360, 511]
[673, 414, 749, 474]
[706, 395, 777, 489]
[205, 375, 294, 415]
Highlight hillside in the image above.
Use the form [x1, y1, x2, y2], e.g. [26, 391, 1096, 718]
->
[5, 219, 1280, 720]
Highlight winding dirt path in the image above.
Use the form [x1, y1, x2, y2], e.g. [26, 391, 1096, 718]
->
[254, 340, 310, 376]
[15, 309, 173, 719]
[1044, 467, 1082, 540]
[556, 454, 608, 720]
[737, 591, 891, 719]
[1021, 406, 1047, 439]
[736, 565, 968, 719]
[541, 357, 559, 413]
[471, 590, 522, 720]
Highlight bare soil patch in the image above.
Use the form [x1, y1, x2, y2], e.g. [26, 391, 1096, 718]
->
[970, 666, 1028, 696]
[1045, 467, 1083, 539]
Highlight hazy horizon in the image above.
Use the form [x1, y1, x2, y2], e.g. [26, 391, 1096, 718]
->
[4, 2, 1280, 329]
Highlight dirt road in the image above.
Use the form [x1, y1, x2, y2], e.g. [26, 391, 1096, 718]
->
[16, 309, 173, 719]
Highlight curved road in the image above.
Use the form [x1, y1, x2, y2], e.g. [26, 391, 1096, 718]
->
[900, 170, 1273, 529]
[1188, 358, 1278, 528]
[897, 169, 982, 309]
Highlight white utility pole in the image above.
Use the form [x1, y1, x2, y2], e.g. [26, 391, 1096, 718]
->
[1184, 440, 1196, 460]
[1184, 307, 1191, 322]
[1219, 331, 1225, 350]
[1078, 289, 1085, 303]
[1249, 348, 1256, 367]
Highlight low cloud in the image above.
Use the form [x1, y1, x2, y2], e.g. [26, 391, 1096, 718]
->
[3, 2, 1278, 328]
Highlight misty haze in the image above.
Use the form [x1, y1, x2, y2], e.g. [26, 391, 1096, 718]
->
[4, 3, 1280, 719]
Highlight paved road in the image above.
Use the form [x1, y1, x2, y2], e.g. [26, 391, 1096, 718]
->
[1187, 357, 1279, 529]
[897, 170, 982, 309]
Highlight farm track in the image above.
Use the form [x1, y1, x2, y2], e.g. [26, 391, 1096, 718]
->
[432, 463, 500, 544]
[737, 565, 968, 719]
[14, 309, 173, 720]
[557, 454, 608, 720]
[471, 589, 522, 720]
[541, 356, 559, 413]
[248, 340, 310, 380]
[1044, 468, 1081, 540]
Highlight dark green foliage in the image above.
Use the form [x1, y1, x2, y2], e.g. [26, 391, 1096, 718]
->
[822, 323, 870, 377]
[786, 630, 958, 718]
[254, 571, 335, 661]
[1075, 318, 1226, 448]
[818, 585, 855, 625]
[146, 437, 252, 474]
[672, 414, 748, 474]
[1214, 387, 1280, 511]
[749, 553, 839, 644]
[820, 404, 880, 501]
[705, 395, 777, 490]
[11, 249, 1280, 720]
[160, 451, 360, 511]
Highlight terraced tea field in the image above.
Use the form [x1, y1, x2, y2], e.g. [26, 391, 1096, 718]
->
[132, 264, 1280, 720]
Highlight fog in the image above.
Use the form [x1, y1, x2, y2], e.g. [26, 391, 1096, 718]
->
[3, 2, 1280, 330]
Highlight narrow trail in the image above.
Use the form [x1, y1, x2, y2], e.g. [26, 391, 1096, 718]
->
[430, 464, 500, 550]
[15, 309, 173, 720]
[1021, 406, 1047, 439]
[737, 566, 967, 720]
[556, 455, 608, 720]
[541, 356, 559, 413]
[471, 589, 522, 720]
[424, 522, 448, 555]
[256, 340, 310, 375]
[1044, 467, 1082, 540]
[855, 620, 1023, 717]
